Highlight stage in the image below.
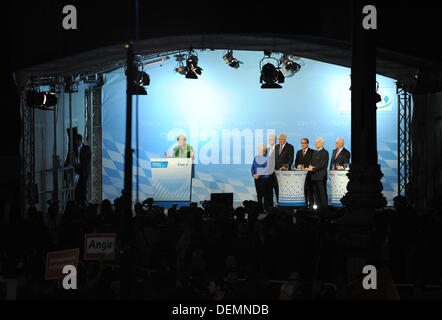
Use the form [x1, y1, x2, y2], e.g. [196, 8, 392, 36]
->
[100, 49, 398, 207]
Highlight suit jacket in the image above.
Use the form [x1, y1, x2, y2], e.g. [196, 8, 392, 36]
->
[75, 144, 91, 181]
[330, 147, 351, 169]
[266, 146, 276, 174]
[275, 143, 294, 170]
[311, 148, 329, 181]
[294, 148, 314, 168]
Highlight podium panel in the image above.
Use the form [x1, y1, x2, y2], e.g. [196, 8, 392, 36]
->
[329, 170, 349, 207]
[151, 158, 192, 201]
[275, 170, 308, 206]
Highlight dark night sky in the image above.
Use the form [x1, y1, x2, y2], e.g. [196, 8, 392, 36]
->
[7, 1, 442, 71]
[4, 0, 441, 158]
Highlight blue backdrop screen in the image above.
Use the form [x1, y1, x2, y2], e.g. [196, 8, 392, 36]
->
[101, 50, 398, 206]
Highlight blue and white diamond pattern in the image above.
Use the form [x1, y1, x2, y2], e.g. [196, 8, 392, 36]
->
[102, 135, 398, 206]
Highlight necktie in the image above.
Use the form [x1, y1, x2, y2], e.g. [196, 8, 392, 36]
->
[335, 149, 340, 160]
[279, 145, 283, 155]
[303, 149, 306, 156]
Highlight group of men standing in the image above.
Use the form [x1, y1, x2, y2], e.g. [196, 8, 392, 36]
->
[252, 134, 351, 211]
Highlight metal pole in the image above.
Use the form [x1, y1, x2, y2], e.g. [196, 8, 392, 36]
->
[68, 80, 74, 202]
[136, 96, 139, 204]
[135, 0, 140, 205]
[121, 42, 135, 299]
[52, 99, 59, 215]
[20, 93, 26, 218]
[124, 45, 134, 218]
[397, 84, 401, 195]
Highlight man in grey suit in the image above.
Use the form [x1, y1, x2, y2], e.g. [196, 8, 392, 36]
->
[306, 138, 329, 209]
[267, 134, 277, 202]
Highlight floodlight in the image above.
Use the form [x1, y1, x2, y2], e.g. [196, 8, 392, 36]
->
[223, 50, 243, 69]
[26, 91, 58, 109]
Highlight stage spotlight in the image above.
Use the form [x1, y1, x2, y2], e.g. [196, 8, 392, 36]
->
[26, 91, 58, 109]
[279, 54, 301, 78]
[131, 85, 147, 95]
[125, 63, 149, 95]
[223, 50, 243, 69]
[185, 55, 203, 79]
[175, 64, 187, 75]
[135, 71, 150, 86]
[260, 62, 285, 89]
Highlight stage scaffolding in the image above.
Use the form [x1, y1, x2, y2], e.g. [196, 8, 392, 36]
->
[397, 81, 413, 197]
[20, 75, 103, 217]
[84, 75, 103, 205]
[20, 93, 36, 216]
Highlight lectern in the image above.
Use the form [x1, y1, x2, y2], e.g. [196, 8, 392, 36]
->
[150, 158, 193, 202]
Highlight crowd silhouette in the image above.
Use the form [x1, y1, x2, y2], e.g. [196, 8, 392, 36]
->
[1, 194, 441, 299]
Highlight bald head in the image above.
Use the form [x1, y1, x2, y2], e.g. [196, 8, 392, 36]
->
[335, 138, 344, 149]
[315, 138, 324, 150]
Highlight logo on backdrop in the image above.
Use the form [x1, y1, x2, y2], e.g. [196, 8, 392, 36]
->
[337, 86, 395, 113]
[376, 88, 394, 111]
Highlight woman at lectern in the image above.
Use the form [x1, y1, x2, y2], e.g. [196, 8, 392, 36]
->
[164, 134, 195, 160]
[164, 134, 195, 178]
[251, 144, 273, 211]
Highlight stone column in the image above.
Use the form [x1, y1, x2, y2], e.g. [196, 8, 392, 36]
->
[340, 0, 387, 225]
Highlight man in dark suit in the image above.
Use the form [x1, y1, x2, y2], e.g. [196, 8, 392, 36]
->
[330, 138, 351, 170]
[274, 133, 294, 202]
[275, 134, 294, 171]
[295, 138, 314, 208]
[74, 134, 91, 206]
[306, 138, 329, 209]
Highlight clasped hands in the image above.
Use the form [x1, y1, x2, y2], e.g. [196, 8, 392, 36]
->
[296, 164, 315, 171]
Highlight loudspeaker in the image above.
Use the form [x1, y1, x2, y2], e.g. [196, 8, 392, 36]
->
[210, 193, 233, 207]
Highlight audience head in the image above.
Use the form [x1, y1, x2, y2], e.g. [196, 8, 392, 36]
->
[134, 202, 144, 216]
[393, 195, 408, 210]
